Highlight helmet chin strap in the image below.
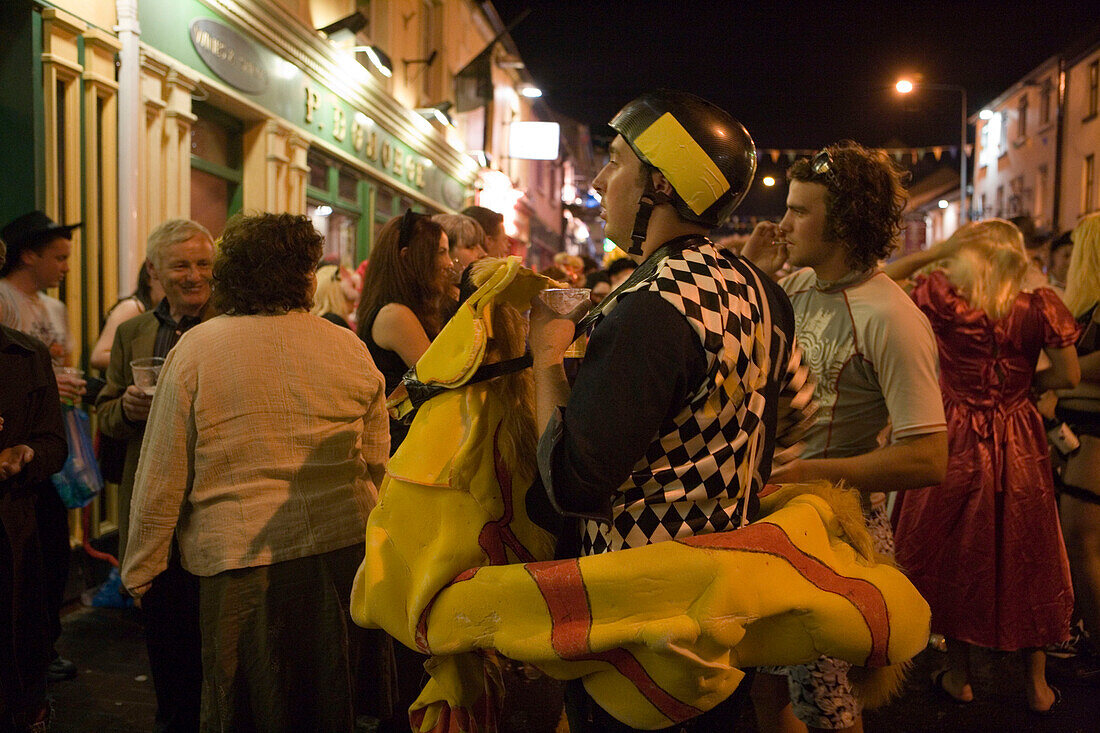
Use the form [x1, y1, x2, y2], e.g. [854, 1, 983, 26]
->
[627, 176, 670, 256]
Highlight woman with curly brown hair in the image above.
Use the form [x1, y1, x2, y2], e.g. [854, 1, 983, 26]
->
[356, 209, 452, 452]
[122, 212, 391, 732]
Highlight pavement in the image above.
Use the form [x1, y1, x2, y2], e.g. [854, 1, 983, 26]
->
[47, 602, 1100, 732]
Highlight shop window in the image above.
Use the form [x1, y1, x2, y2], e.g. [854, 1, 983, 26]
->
[307, 149, 366, 266]
[338, 167, 359, 203]
[190, 102, 243, 238]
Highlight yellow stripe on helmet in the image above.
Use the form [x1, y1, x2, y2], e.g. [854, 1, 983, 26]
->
[633, 112, 731, 216]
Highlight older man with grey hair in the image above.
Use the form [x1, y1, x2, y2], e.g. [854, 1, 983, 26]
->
[96, 217, 213, 733]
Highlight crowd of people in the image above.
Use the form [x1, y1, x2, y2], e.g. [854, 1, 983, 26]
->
[1, 86, 1099, 733]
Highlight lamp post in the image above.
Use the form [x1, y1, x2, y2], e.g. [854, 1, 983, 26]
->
[896, 78, 969, 223]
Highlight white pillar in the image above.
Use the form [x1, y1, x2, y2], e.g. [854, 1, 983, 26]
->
[115, 0, 141, 298]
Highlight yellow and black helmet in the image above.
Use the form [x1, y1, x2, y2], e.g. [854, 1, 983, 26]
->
[610, 90, 756, 228]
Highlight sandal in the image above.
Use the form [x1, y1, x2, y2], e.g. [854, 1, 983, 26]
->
[1028, 684, 1062, 716]
[931, 668, 973, 705]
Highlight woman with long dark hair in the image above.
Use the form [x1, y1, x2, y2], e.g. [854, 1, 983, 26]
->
[356, 209, 451, 451]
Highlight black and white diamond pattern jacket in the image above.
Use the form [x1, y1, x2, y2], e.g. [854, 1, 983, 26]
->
[581, 239, 805, 555]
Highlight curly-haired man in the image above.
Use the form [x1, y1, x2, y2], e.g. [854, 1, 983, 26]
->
[744, 141, 949, 732]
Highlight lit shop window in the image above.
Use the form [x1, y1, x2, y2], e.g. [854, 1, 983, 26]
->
[307, 150, 363, 267]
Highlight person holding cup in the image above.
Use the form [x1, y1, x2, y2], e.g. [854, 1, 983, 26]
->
[524, 91, 801, 732]
[95, 218, 214, 732]
[0, 210, 86, 683]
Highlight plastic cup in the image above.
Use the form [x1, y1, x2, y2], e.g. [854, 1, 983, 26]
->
[53, 366, 85, 405]
[538, 288, 591, 320]
[131, 357, 165, 396]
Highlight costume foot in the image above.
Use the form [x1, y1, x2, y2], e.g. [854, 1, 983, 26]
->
[1028, 684, 1061, 715]
[931, 668, 973, 704]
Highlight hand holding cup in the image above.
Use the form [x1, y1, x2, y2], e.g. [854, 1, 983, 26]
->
[529, 288, 591, 368]
[53, 366, 87, 405]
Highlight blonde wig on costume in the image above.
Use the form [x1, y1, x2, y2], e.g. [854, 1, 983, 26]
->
[944, 218, 1028, 320]
[311, 264, 353, 319]
[1063, 212, 1100, 319]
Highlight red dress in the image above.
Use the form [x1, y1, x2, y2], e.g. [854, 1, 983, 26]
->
[894, 271, 1080, 650]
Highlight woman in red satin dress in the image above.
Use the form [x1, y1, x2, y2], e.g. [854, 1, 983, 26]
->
[889, 219, 1081, 713]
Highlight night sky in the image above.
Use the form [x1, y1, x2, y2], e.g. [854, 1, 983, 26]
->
[492, 0, 1098, 217]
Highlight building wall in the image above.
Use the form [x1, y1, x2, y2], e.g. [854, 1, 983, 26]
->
[971, 58, 1060, 229]
[1059, 46, 1100, 227]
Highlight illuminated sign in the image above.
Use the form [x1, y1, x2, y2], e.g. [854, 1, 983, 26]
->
[508, 121, 560, 161]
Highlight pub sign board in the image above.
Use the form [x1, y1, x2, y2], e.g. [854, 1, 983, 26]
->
[189, 18, 269, 94]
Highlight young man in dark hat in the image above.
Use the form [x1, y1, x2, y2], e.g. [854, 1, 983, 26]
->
[0, 211, 85, 683]
[0, 232, 67, 731]
[526, 90, 804, 731]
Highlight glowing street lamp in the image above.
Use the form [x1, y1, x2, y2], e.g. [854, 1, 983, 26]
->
[762, 176, 776, 187]
[896, 76, 969, 222]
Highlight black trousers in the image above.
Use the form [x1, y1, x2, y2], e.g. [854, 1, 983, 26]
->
[34, 488, 69, 651]
[142, 547, 202, 733]
[564, 669, 755, 733]
[0, 491, 49, 731]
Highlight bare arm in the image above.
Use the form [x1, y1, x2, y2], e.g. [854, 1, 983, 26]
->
[372, 303, 432, 367]
[882, 231, 967, 283]
[1080, 351, 1100, 383]
[528, 297, 583, 435]
[91, 299, 143, 371]
[771, 431, 948, 493]
[1034, 344, 1081, 392]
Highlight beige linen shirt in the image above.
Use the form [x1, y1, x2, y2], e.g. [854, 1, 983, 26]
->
[121, 312, 390, 595]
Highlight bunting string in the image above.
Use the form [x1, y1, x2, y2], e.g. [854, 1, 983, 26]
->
[760, 145, 972, 165]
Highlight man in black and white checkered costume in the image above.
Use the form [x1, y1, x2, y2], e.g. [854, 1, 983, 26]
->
[526, 90, 812, 733]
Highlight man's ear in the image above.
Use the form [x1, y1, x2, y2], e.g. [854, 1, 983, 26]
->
[145, 258, 159, 282]
[651, 170, 674, 197]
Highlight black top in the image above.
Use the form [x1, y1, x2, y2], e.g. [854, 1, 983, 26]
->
[360, 307, 416, 453]
[526, 289, 707, 536]
[152, 298, 205, 358]
[0, 326, 67, 496]
[321, 311, 351, 329]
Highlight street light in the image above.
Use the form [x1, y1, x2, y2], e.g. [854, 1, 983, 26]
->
[896, 76, 969, 223]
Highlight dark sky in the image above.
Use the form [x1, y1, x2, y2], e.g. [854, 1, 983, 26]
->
[492, 0, 1098, 152]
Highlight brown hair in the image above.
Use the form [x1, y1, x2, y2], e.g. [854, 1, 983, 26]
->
[788, 141, 908, 271]
[356, 212, 448, 340]
[212, 212, 323, 315]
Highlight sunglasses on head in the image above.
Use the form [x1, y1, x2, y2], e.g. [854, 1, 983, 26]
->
[398, 208, 427, 250]
[810, 149, 841, 190]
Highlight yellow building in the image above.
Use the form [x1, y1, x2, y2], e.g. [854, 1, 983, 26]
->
[0, 0, 578, 547]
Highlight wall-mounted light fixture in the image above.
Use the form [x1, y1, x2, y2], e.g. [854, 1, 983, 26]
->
[415, 101, 454, 127]
[350, 45, 393, 78]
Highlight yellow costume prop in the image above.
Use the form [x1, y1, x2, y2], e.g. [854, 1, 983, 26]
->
[351, 258, 930, 732]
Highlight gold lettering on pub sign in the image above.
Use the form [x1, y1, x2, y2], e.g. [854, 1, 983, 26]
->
[332, 106, 347, 142]
[303, 85, 427, 189]
[305, 87, 319, 123]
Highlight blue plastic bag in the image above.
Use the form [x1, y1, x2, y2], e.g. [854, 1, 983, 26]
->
[51, 404, 104, 509]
